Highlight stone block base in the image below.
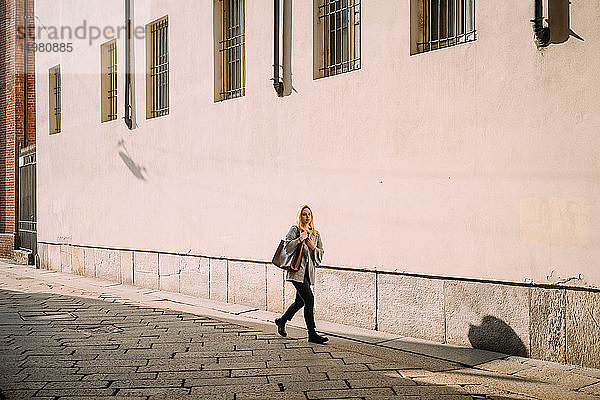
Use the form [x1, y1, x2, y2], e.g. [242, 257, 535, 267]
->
[13, 249, 33, 265]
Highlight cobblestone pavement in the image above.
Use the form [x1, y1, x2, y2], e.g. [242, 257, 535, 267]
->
[1, 262, 599, 399]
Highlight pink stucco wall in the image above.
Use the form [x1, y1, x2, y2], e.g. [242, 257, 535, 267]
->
[35, 0, 600, 287]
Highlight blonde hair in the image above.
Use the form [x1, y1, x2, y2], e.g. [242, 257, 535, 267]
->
[296, 205, 317, 235]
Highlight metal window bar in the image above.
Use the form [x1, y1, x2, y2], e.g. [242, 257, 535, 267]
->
[318, 0, 361, 78]
[107, 41, 117, 121]
[150, 18, 169, 117]
[220, 0, 245, 100]
[53, 67, 61, 133]
[417, 0, 476, 54]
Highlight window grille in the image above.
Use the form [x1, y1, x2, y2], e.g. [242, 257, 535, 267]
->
[49, 65, 61, 134]
[101, 40, 117, 122]
[317, 0, 361, 78]
[147, 16, 169, 118]
[107, 42, 117, 120]
[219, 0, 245, 100]
[417, 0, 476, 54]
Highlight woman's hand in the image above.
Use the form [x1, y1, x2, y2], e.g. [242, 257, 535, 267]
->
[306, 236, 316, 250]
[299, 231, 308, 242]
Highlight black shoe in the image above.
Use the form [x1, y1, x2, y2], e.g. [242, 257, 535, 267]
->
[275, 318, 287, 337]
[308, 331, 328, 344]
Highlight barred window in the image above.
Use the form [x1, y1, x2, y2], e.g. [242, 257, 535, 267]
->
[145, 16, 169, 118]
[214, 0, 245, 101]
[100, 39, 117, 122]
[48, 65, 61, 135]
[314, 0, 361, 79]
[413, 0, 476, 54]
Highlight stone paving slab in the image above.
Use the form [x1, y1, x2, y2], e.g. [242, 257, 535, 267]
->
[267, 372, 330, 384]
[412, 368, 600, 400]
[1, 261, 600, 399]
[583, 383, 600, 396]
[380, 337, 506, 367]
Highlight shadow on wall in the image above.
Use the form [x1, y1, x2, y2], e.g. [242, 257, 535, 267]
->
[117, 139, 147, 181]
[468, 315, 528, 357]
[548, 0, 584, 44]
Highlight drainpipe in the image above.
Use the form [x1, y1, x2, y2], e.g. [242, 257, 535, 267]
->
[282, 0, 292, 96]
[129, 0, 137, 129]
[15, 140, 20, 251]
[532, 0, 550, 48]
[23, 0, 28, 146]
[124, 0, 134, 129]
[273, 0, 283, 96]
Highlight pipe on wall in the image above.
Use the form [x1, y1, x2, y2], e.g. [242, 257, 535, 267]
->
[273, 0, 283, 96]
[129, 0, 137, 129]
[532, 0, 550, 48]
[124, 0, 135, 129]
[274, 0, 292, 97]
[282, 0, 292, 96]
[23, 0, 28, 146]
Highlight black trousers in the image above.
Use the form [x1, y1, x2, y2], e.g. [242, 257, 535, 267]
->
[281, 269, 316, 332]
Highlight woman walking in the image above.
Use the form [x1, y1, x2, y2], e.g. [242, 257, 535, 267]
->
[275, 205, 328, 344]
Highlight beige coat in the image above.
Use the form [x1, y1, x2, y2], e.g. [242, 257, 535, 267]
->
[284, 225, 324, 285]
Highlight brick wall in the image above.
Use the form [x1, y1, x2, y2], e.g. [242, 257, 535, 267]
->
[0, 0, 36, 258]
